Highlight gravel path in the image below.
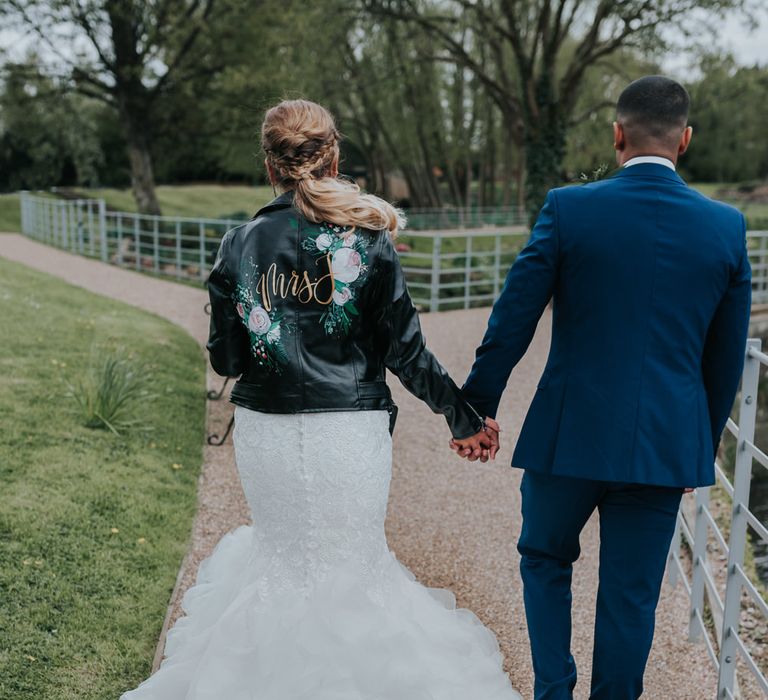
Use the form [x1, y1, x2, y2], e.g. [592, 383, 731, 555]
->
[1, 232, 716, 699]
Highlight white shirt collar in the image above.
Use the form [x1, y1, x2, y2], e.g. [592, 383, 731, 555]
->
[623, 155, 676, 171]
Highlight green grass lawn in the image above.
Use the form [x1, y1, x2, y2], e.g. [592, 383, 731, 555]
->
[83, 184, 274, 220]
[0, 193, 21, 233]
[80, 182, 768, 228]
[0, 258, 206, 699]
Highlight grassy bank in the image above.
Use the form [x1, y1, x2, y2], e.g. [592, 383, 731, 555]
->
[0, 193, 21, 232]
[82, 184, 274, 219]
[0, 258, 206, 699]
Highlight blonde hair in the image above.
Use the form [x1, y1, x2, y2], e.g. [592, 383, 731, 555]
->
[261, 99, 405, 236]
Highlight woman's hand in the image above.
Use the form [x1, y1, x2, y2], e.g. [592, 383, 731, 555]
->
[449, 418, 501, 463]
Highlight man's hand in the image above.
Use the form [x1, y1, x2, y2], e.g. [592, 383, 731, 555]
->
[449, 418, 501, 463]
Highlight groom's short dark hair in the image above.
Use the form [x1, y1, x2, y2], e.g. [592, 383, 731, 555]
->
[616, 76, 690, 147]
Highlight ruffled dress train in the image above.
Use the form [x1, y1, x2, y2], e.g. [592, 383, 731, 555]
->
[121, 408, 520, 700]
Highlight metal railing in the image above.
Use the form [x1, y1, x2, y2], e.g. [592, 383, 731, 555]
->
[19, 193, 527, 310]
[668, 338, 768, 698]
[18, 193, 768, 314]
[393, 227, 526, 311]
[20, 193, 240, 282]
[404, 205, 526, 230]
[749, 231, 768, 306]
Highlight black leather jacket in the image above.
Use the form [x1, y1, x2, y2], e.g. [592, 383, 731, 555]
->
[205, 191, 484, 440]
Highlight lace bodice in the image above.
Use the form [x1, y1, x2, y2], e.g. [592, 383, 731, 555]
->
[232, 407, 393, 596]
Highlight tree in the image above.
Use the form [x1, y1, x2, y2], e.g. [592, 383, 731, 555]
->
[685, 56, 768, 183]
[4, 0, 251, 213]
[0, 61, 103, 191]
[217, 0, 514, 208]
[366, 0, 749, 220]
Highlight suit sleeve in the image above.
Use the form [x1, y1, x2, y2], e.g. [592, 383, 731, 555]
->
[461, 190, 560, 419]
[206, 231, 250, 377]
[701, 215, 752, 455]
[371, 235, 485, 440]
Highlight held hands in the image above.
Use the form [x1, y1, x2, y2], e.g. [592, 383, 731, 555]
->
[449, 418, 501, 463]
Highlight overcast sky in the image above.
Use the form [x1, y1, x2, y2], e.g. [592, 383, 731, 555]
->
[688, 5, 768, 67]
[1, 5, 766, 74]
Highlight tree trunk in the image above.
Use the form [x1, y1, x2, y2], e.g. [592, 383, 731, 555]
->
[118, 97, 160, 215]
[126, 129, 161, 216]
[445, 157, 462, 207]
[371, 150, 385, 197]
[108, 1, 161, 216]
[501, 136, 514, 207]
[484, 100, 496, 207]
[464, 149, 473, 210]
[524, 113, 566, 225]
[516, 161, 526, 212]
[477, 148, 487, 209]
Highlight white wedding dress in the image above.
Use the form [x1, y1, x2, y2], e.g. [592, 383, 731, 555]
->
[122, 407, 520, 700]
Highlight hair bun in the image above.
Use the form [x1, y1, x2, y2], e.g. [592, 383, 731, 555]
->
[261, 99, 403, 236]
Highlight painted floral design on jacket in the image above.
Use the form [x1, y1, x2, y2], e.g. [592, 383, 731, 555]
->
[302, 223, 372, 337]
[233, 256, 292, 373]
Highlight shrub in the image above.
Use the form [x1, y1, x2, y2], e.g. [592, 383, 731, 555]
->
[65, 348, 152, 434]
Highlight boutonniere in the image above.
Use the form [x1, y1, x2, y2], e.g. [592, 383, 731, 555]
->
[577, 163, 614, 183]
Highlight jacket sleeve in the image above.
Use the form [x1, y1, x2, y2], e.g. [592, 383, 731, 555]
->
[206, 230, 250, 377]
[701, 215, 752, 455]
[461, 190, 559, 419]
[371, 234, 485, 440]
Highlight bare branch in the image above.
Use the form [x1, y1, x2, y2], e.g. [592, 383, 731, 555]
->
[150, 0, 216, 96]
[568, 99, 615, 126]
[70, 2, 115, 72]
[365, 0, 519, 116]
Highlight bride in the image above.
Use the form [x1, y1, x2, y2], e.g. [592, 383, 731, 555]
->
[121, 99, 520, 700]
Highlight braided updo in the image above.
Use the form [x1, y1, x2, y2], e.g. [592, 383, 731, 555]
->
[261, 99, 405, 236]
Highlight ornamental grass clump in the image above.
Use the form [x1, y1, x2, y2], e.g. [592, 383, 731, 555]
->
[65, 348, 151, 434]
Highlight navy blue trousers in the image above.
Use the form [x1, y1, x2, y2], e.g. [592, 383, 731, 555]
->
[518, 470, 683, 700]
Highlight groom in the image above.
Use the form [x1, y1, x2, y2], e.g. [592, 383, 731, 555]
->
[454, 76, 752, 699]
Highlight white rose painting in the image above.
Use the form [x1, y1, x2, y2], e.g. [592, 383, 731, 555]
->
[233, 260, 291, 374]
[331, 247, 362, 284]
[315, 232, 333, 251]
[332, 286, 353, 306]
[248, 306, 272, 335]
[301, 222, 372, 337]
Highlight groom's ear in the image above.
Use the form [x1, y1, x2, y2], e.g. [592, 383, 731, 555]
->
[613, 121, 625, 151]
[678, 125, 693, 156]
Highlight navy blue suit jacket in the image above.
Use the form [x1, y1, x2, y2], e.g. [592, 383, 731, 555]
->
[462, 163, 751, 487]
